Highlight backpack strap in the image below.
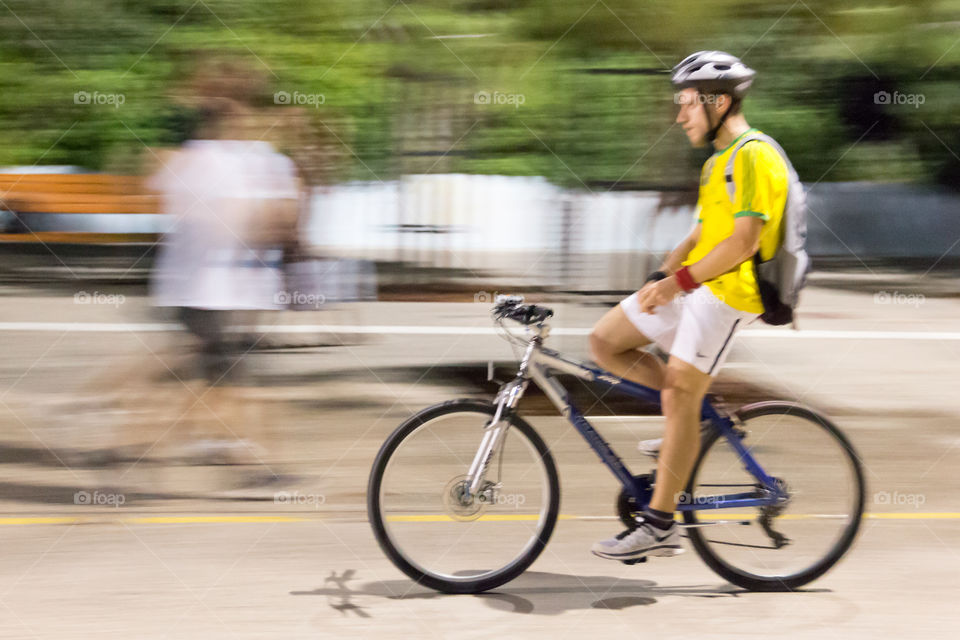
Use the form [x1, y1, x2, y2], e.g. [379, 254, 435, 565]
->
[724, 132, 800, 200]
[724, 134, 755, 202]
[724, 133, 793, 273]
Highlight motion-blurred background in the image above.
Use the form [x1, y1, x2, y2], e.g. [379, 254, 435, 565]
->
[0, 3, 958, 637]
[2, 0, 959, 288]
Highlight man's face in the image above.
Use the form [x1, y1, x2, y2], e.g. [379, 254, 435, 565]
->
[675, 88, 729, 148]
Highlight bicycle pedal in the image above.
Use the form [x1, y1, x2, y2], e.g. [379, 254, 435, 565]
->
[622, 557, 648, 565]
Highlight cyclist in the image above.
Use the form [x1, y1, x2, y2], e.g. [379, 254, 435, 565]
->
[589, 51, 790, 561]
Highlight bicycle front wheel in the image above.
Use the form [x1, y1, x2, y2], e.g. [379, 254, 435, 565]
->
[368, 399, 560, 594]
[684, 401, 865, 591]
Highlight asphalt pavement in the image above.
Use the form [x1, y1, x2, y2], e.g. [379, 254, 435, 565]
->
[0, 270, 958, 638]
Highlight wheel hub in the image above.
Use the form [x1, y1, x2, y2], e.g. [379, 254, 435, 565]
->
[442, 475, 487, 521]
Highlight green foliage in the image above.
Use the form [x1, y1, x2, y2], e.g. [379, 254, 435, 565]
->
[0, 0, 957, 187]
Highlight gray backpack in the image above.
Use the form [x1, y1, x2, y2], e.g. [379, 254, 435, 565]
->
[724, 132, 810, 327]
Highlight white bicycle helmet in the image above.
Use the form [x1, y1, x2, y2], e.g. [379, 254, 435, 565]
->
[671, 50, 755, 99]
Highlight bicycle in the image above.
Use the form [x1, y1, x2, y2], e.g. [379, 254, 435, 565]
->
[368, 295, 865, 594]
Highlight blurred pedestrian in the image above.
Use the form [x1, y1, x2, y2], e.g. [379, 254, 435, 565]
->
[148, 78, 300, 470]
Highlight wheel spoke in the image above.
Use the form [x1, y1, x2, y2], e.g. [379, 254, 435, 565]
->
[683, 404, 865, 590]
[369, 402, 559, 593]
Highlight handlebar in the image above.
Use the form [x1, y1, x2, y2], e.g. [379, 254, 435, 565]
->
[493, 295, 554, 326]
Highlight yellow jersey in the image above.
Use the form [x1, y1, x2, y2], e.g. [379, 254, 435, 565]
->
[683, 128, 788, 314]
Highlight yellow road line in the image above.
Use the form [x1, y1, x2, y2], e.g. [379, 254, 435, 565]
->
[0, 515, 312, 526]
[0, 512, 958, 526]
[0, 516, 83, 525]
[386, 514, 577, 523]
[686, 513, 960, 521]
[865, 512, 960, 520]
[385, 512, 960, 523]
[124, 515, 309, 524]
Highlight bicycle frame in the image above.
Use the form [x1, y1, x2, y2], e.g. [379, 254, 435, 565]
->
[465, 329, 786, 513]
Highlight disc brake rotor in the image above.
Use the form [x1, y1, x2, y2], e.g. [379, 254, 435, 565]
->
[443, 475, 488, 522]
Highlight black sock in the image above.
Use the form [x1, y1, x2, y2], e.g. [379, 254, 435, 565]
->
[643, 507, 674, 530]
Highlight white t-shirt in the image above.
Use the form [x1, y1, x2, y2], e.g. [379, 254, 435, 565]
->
[149, 140, 298, 310]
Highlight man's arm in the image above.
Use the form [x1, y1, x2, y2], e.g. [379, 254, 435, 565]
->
[658, 223, 701, 275]
[685, 216, 761, 284]
[638, 141, 782, 313]
[637, 216, 761, 314]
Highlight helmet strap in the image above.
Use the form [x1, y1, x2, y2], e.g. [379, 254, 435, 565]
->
[702, 93, 738, 144]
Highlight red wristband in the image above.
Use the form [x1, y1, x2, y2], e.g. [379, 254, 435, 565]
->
[675, 265, 700, 292]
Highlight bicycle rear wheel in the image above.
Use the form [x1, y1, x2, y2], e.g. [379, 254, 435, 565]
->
[368, 399, 560, 594]
[684, 402, 865, 591]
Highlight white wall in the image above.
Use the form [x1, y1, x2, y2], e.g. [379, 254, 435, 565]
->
[306, 174, 696, 289]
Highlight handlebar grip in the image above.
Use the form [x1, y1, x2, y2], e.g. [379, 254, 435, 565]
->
[498, 303, 553, 325]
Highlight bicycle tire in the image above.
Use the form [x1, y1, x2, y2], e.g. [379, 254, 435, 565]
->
[684, 401, 865, 591]
[368, 399, 560, 594]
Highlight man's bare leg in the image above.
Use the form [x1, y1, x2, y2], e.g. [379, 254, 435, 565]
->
[649, 356, 714, 513]
[589, 305, 666, 390]
[592, 356, 715, 561]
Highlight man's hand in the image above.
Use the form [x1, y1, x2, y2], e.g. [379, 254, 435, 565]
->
[636, 276, 682, 314]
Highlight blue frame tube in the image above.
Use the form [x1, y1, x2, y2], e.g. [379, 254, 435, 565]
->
[529, 347, 781, 510]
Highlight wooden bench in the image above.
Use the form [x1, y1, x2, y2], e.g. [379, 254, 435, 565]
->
[0, 174, 160, 244]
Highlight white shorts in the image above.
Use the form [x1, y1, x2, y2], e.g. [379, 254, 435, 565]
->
[619, 286, 759, 376]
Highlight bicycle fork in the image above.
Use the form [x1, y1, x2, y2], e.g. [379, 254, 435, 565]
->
[465, 375, 529, 497]
[464, 340, 538, 498]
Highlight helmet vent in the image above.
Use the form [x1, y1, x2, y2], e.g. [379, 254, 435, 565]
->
[671, 51, 755, 98]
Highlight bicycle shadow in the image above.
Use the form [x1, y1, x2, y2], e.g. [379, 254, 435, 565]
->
[291, 570, 827, 617]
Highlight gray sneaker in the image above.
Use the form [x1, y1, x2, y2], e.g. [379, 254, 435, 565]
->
[591, 520, 683, 561]
[638, 419, 734, 458]
[637, 437, 663, 458]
